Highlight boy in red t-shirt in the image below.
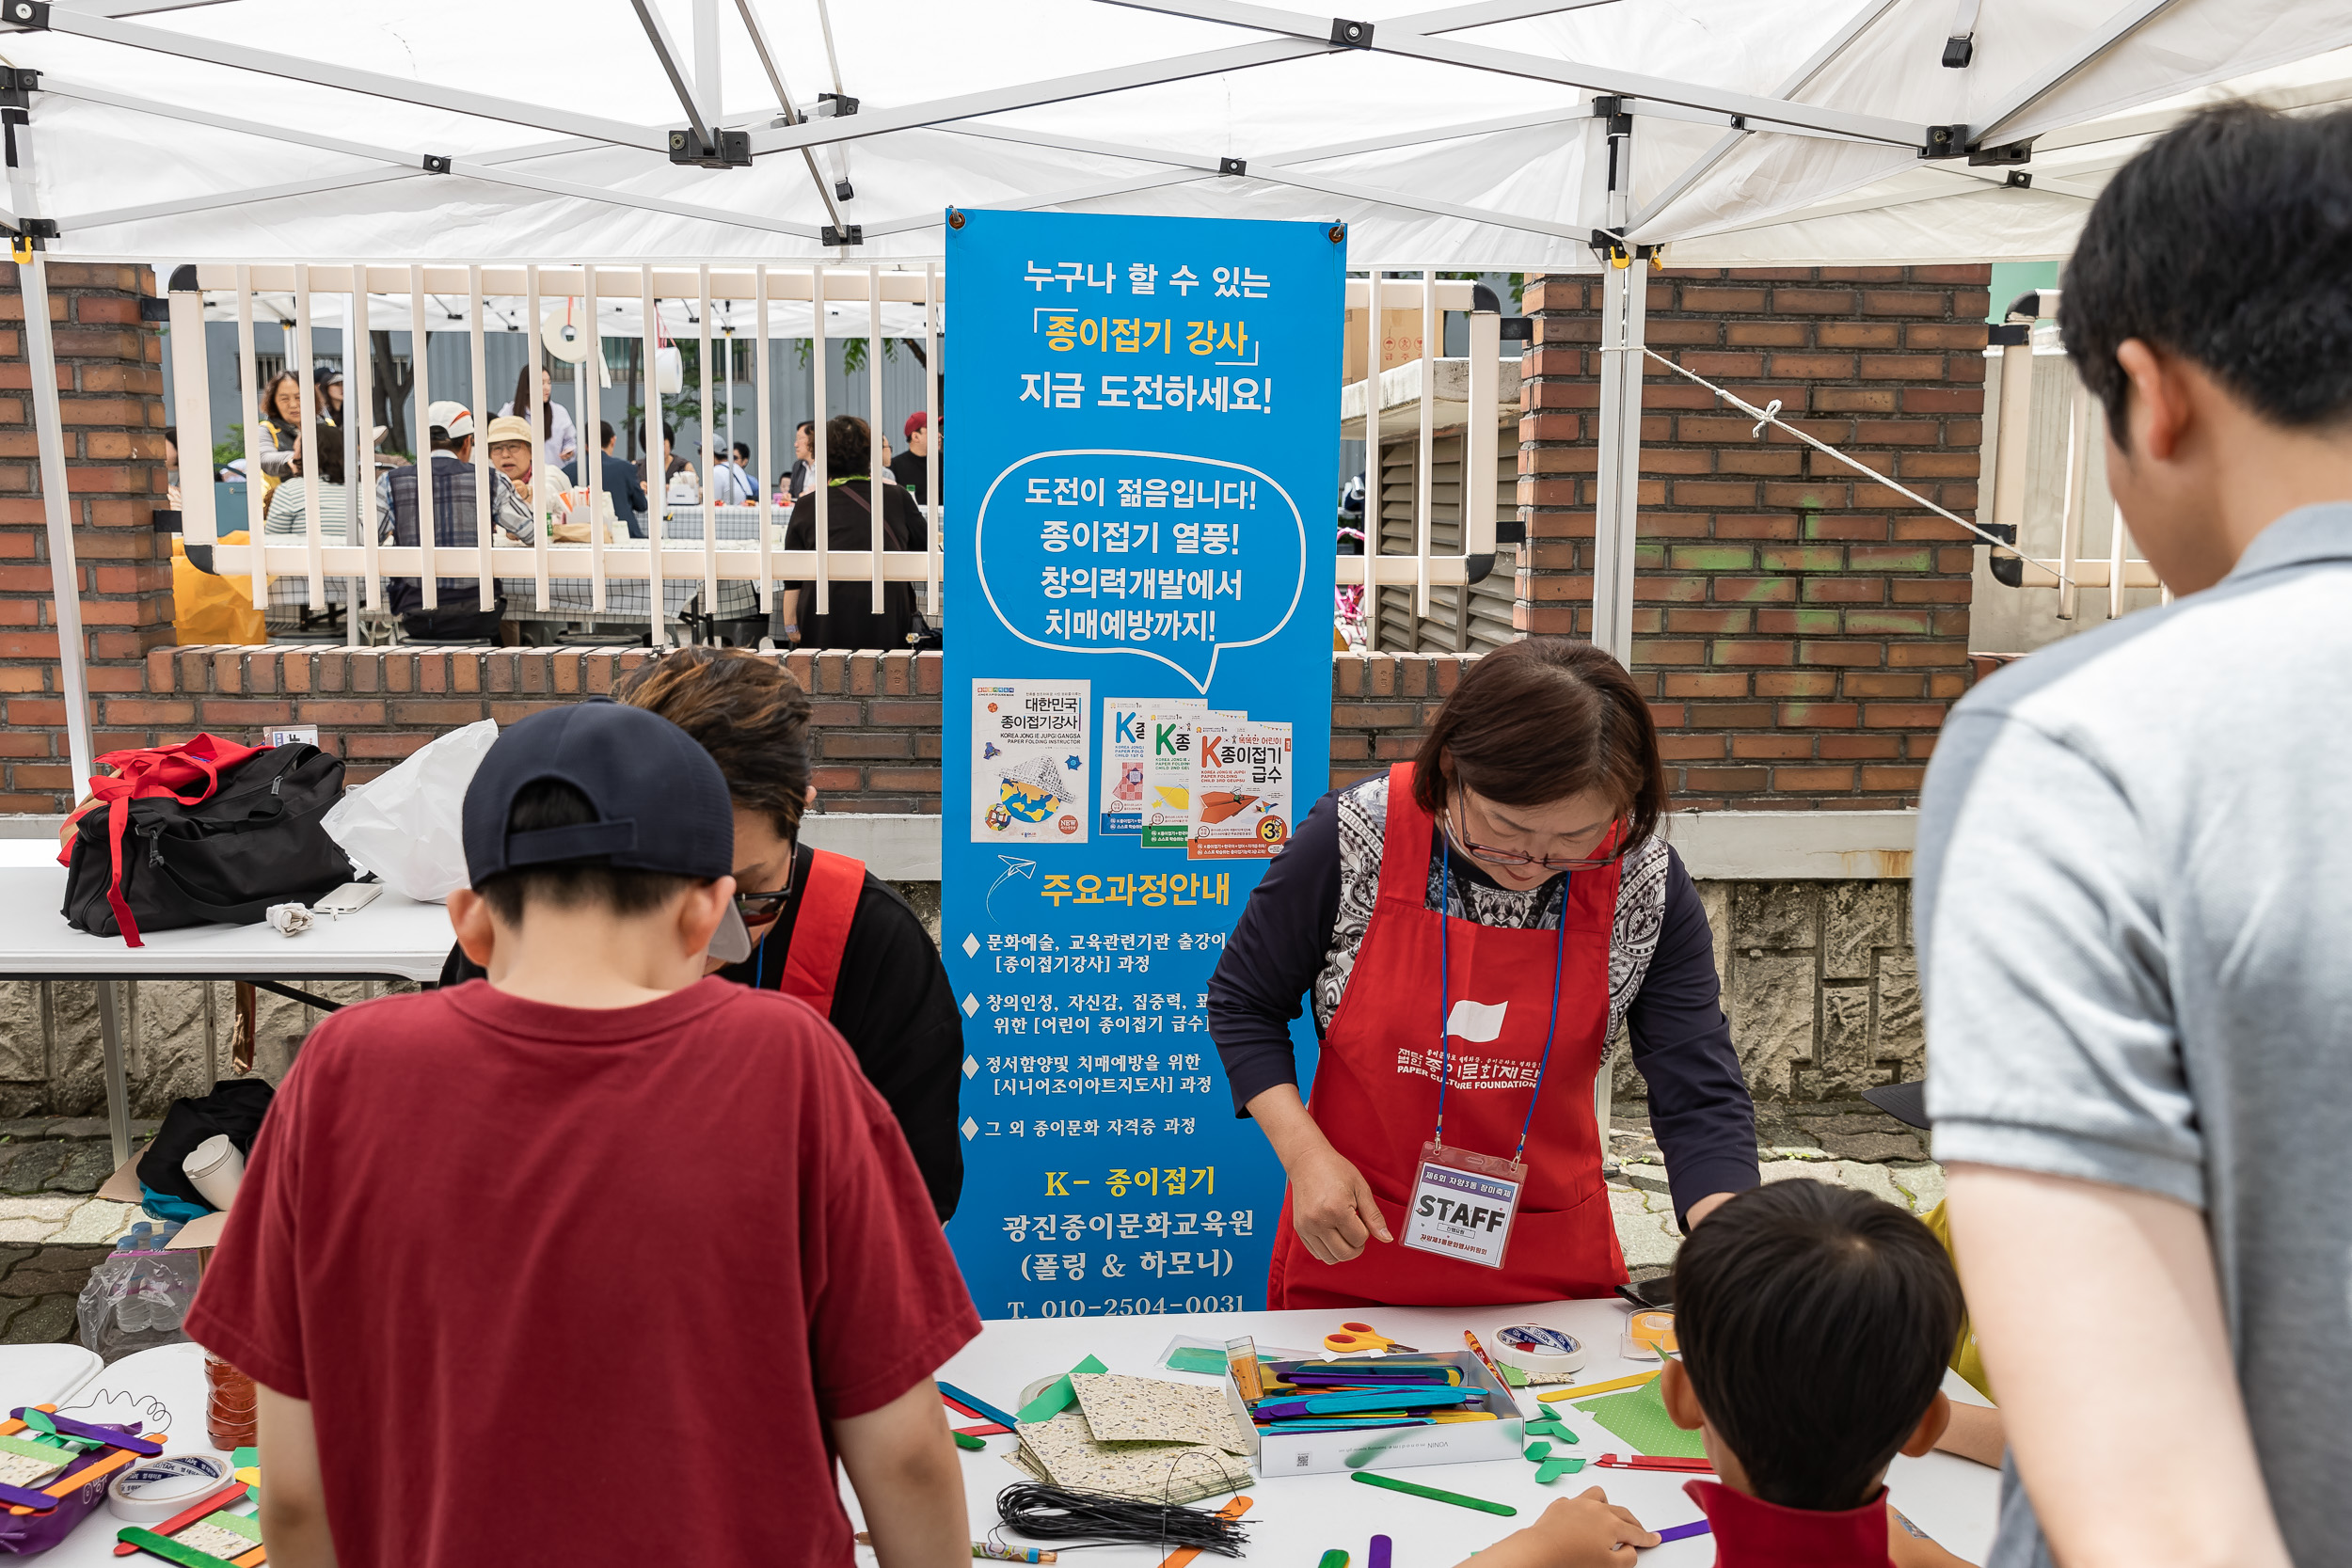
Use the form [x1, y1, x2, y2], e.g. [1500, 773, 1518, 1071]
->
[1465, 1180, 1973, 1568]
[186, 701, 979, 1567]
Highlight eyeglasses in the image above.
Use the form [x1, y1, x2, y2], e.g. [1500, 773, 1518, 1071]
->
[732, 857, 797, 923]
[1443, 795, 1628, 873]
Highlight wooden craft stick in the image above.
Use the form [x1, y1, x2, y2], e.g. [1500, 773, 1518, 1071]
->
[113, 1484, 249, 1555]
[10, 1447, 136, 1514]
[1153, 1494, 1251, 1568]
[1536, 1370, 1661, 1402]
[1349, 1471, 1516, 1516]
[114, 1527, 243, 1568]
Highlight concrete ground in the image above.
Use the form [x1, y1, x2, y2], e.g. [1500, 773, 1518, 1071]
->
[1611, 1097, 1941, 1281]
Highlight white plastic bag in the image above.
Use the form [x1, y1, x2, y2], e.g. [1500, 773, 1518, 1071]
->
[320, 719, 497, 902]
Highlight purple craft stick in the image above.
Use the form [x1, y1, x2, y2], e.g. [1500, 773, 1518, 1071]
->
[1369, 1534, 1392, 1568]
[8, 1411, 160, 1456]
[1651, 1520, 1711, 1544]
[0, 1481, 54, 1513]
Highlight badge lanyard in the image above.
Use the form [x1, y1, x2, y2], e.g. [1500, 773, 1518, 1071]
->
[1432, 846, 1571, 1163]
[1396, 836, 1571, 1271]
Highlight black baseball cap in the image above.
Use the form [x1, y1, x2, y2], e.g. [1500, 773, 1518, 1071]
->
[1861, 1081, 1931, 1131]
[462, 699, 733, 885]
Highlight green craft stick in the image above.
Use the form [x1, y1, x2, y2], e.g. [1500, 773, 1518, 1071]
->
[953, 1431, 987, 1450]
[113, 1528, 243, 1568]
[1523, 1441, 1551, 1462]
[1317, 1553, 1350, 1568]
[1534, 1458, 1585, 1484]
[1014, 1354, 1108, 1424]
[1349, 1469, 1517, 1517]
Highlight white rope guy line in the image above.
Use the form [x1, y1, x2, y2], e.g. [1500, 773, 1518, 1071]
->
[1629, 344, 2074, 589]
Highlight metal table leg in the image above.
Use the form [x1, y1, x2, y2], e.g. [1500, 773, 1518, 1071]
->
[96, 981, 131, 1170]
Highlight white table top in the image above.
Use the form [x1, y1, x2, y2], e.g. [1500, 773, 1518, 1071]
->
[887, 1299, 1999, 1567]
[0, 859, 454, 980]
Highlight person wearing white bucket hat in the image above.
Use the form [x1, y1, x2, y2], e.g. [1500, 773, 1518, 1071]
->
[374, 400, 535, 641]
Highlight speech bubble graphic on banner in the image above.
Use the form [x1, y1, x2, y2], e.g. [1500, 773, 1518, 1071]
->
[976, 449, 1305, 695]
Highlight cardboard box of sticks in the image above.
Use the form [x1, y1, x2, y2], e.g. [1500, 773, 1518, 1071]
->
[1225, 1350, 1526, 1479]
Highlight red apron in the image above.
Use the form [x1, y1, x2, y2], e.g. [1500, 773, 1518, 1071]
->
[775, 848, 865, 1015]
[1266, 764, 1626, 1308]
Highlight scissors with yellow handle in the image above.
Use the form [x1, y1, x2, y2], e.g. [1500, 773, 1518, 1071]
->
[1324, 1321, 1420, 1355]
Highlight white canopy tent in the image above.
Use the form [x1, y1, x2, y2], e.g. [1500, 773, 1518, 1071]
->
[7, 0, 2352, 786]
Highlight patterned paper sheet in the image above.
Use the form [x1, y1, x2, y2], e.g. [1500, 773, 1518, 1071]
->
[0, 1449, 63, 1488]
[1015, 1406, 1249, 1503]
[1070, 1373, 1252, 1453]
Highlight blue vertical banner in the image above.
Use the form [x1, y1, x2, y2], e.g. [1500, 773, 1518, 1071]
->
[944, 210, 1343, 1318]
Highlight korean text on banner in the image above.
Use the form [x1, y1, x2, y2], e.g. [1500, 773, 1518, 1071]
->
[944, 211, 1343, 1317]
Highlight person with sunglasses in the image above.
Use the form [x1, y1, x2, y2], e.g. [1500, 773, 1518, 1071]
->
[1208, 637, 1757, 1307]
[438, 649, 963, 1220]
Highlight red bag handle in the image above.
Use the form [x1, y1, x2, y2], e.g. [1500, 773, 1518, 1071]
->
[78, 733, 268, 947]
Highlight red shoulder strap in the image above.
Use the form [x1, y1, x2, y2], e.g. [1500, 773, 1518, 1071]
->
[1375, 762, 1437, 907]
[779, 848, 866, 1016]
[84, 733, 268, 948]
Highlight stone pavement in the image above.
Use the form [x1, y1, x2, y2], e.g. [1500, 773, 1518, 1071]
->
[0, 1119, 154, 1344]
[1610, 1097, 1943, 1282]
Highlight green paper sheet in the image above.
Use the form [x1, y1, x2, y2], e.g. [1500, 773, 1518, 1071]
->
[1534, 1458, 1585, 1483]
[1572, 1374, 1708, 1459]
[1015, 1354, 1108, 1423]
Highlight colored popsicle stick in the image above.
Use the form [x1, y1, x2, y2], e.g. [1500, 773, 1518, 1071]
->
[1593, 1453, 1713, 1473]
[1537, 1371, 1659, 1402]
[13, 1409, 161, 1455]
[1316, 1553, 1349, 1568]
[1013, 1356, 1107, 1425]
[954, 1432, 988, 1450]
[230, 1549, 265, 1568]
[1368, 1536, 1392, 1568]
[1348, 1470, 1515, 1516]
[10, 1447, 136, 1514]
[936, 1382, 1022, 1432]
[1153, 1496, 1250, 1568]
[113, 1485, 251, 1556]
[956, 1422, 1011, 1437]
[1655, 1521, 1711, 1544]
[0, 1481, 56, 1512]
[115, 1528, 246, 1568]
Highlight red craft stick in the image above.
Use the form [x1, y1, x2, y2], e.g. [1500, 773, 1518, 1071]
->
[941, 1395, 986, 1421]
[955, 1423, 1011, 1437]
[113, 1483, 249, 1555]
[1593, 1453, 1714, 1473]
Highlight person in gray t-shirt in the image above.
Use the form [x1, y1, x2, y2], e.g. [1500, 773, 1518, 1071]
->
[1919, 102, 2352, 1568]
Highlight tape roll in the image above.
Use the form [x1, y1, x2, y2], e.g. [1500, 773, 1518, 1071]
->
[107, 1451, 235, 1522]
[1491, 1323, 1588, 1376]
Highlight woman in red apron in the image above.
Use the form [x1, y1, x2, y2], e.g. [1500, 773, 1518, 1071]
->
[1209, 639, 1759, 1307]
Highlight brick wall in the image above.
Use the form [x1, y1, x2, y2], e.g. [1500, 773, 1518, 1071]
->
[0, 264, 171, 811]
[32, 646, 1473, 812]
[1518, 266, 1990, 809]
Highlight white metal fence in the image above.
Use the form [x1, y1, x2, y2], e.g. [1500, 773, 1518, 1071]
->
[167, 261, 1507, 650]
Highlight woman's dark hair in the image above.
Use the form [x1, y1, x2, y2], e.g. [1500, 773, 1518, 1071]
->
[824, 414, 872, 477]
[612, 647, 813, 839]
[1671, 1180, 1963, 1513]
[259, 371, 301, 431]
[511, 363, 553, 438]
[2063, 101, 2352, 443]
[296, 432, 346, 487]
[1410, 638, 1665, 857]
[475, 779, 696, 925]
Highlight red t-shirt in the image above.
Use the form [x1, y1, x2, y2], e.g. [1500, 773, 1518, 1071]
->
[184, 977, 979, 1568]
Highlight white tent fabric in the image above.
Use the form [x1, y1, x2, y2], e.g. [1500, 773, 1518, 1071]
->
[8, 0, 2352, 271]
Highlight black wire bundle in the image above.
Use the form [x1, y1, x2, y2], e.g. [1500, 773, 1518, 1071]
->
[993, 1481, 1251, 1557]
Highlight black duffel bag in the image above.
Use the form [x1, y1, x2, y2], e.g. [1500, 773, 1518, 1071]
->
[63, 740, 355, 944]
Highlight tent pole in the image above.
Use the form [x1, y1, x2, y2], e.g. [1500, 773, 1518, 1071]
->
[1589, 111, 1645, 668]
[17, 252, 96, 794]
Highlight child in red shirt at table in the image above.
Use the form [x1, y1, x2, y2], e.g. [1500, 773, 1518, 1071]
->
[1464, 1179, 1975, 1568]
[184, 701, 979, 1568]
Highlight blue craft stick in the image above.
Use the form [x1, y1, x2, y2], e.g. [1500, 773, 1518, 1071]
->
[1257, 1388, 1479, 1420]
[935, 1381, 1021, 1432]
[1654, 1521, 1711, 1544]
[1258, 1418, 1432, 1433]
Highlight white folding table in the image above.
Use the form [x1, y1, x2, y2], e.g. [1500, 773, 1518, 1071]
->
[0, 841, 454, 1168]
[895, 1298, 2001, 1567]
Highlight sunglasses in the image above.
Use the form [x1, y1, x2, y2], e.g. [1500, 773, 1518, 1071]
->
[1443, 793, 1628, 873]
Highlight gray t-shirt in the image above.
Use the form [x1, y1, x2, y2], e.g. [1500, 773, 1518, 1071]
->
[1917, 504, 2352, 1567]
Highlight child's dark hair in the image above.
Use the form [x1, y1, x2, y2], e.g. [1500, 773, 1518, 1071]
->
[1671, 1180, 1963, 1512]
[474, 779, 698, 924]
